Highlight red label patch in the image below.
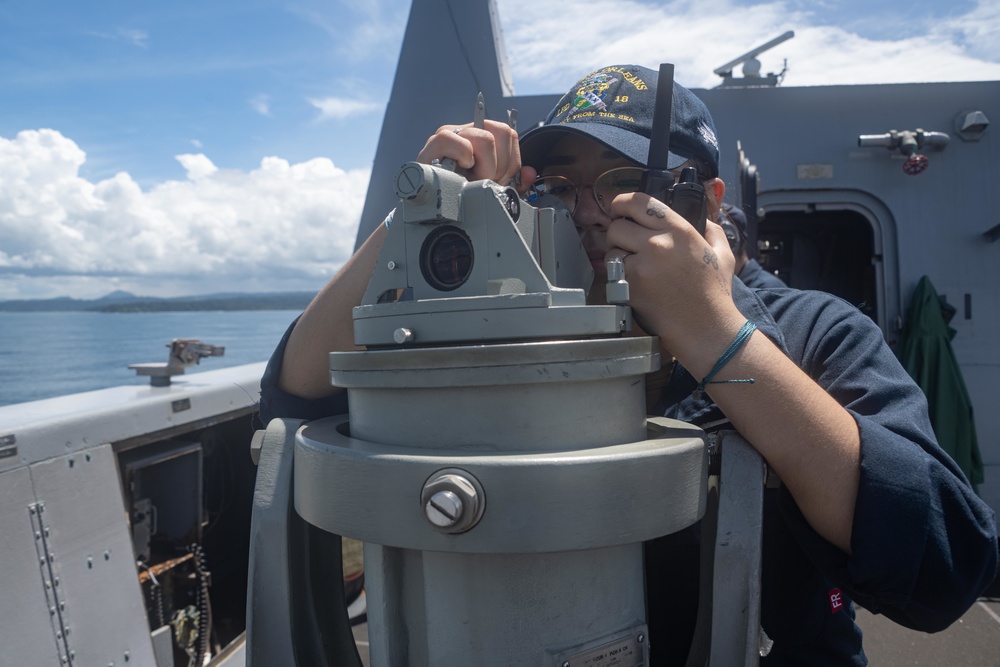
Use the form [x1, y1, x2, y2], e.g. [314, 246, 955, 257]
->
[828, 588, 844, 614]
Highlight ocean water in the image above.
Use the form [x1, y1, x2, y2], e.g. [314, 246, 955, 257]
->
[0, 310, 302, 407]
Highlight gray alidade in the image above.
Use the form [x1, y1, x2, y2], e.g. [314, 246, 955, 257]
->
[248, 160, 765, 667]
[353, 160, 630, 347]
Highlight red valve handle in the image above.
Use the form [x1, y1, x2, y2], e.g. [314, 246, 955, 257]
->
[903, 154, 928, 175]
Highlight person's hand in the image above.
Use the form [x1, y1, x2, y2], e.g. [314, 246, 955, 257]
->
[416, 120, 536, 195]
[605, 192, 744, 360]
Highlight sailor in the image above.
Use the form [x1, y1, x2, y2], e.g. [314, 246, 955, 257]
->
[720, 202, 788, 289]
[259, 64, 998, 665]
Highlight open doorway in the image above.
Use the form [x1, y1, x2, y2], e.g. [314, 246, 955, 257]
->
[757, 209, 879, 325]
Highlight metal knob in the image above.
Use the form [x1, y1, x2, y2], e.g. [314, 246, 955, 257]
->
[606, 256, 630, 304]
[395, 163, 427, 199]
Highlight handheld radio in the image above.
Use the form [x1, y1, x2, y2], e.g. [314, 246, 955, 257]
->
[641, 63, 708, 235]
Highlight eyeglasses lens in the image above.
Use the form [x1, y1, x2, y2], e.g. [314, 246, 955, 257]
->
[593, 167, 645, 215]
[528, 176, 579, 214]
[528, 167, 663, 217]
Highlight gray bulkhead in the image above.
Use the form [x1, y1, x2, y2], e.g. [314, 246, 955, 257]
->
[701, 81, 1000, 512]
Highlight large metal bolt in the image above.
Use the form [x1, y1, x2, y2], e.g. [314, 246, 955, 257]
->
[425, 490, 463, 527]
[420, 470, 485, 534]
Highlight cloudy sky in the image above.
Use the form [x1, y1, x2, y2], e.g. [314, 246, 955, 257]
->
[2, 0, 998, 301]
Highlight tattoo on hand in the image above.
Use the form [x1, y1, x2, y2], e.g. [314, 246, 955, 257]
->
[646, 204, 667, 219]
[703, 249, 719, 270]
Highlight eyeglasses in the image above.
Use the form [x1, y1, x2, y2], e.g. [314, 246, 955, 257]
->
[526, 167, 694, 217]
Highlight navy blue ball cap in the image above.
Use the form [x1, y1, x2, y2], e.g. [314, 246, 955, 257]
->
[520, 65, 720, 178]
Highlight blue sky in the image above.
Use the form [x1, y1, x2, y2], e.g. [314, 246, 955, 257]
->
[1, 0, 998, 300]
[1, 0, 405, 187]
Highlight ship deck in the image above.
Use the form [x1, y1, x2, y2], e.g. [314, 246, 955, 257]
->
[857, 592, 1000, 665]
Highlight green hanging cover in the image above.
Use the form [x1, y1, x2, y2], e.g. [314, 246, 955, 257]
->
[897, 276, 984, 488]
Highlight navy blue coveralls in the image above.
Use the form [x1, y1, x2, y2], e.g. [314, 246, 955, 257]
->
[738, 257, 788, 290]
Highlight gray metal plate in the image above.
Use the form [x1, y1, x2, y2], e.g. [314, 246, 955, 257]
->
[551, 624, 648, 666]
[0, 466, 64, 665]
[709, 432, 765, 666]
[29, 444, 156, 666]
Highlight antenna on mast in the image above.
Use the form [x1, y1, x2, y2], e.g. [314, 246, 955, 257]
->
[714, 31, 794, 88]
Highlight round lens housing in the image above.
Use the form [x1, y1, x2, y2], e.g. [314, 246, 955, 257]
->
[420, 225, 474, 291]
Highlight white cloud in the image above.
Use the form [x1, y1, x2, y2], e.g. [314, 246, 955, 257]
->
[288, 0, 407, 64]
[0, 129, 369, 299]
[498, 0, 801, 91]
[176, 153, 219, 180]
[931, 0, 1000, 62]
[87, 28, 150, 48]
[118, 28, 149, 48]
[309, 96, 383, 121]
[498, 0, 1000, 90]
[250, 93, 271, 117]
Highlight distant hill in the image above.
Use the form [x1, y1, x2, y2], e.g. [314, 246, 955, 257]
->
[95, 289, 145, 303]
[0, 290, 316, 313]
